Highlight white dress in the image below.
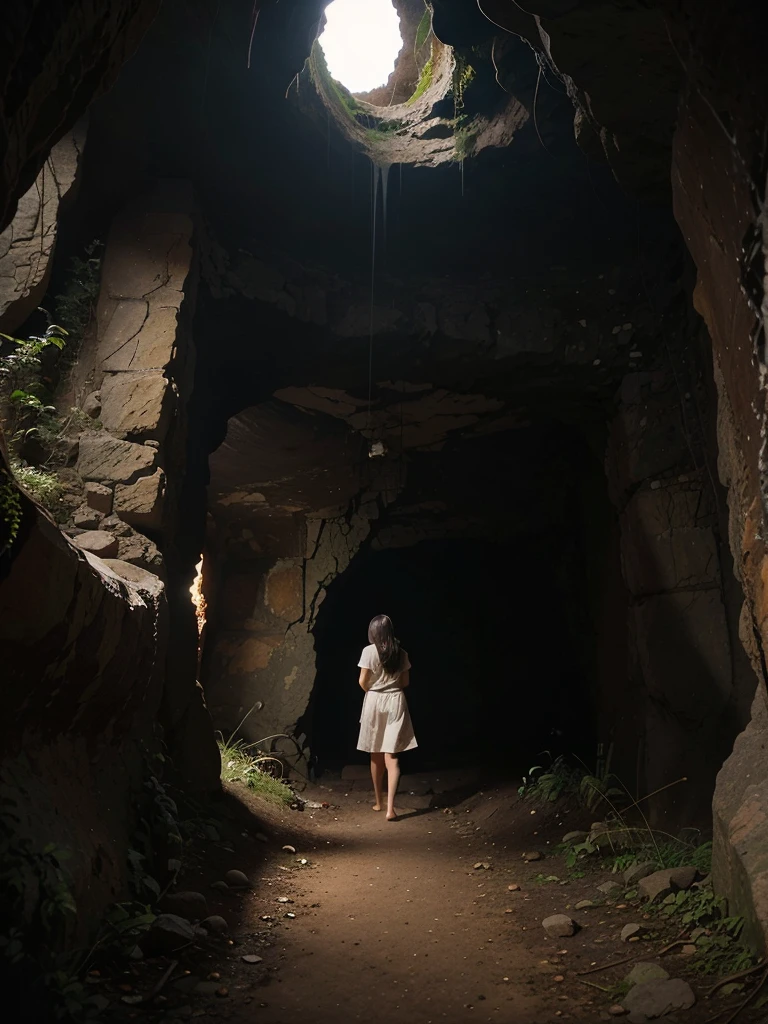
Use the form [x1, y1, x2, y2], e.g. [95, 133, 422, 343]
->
[356, 644, 418, 754]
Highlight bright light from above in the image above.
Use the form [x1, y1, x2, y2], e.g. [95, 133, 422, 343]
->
[319, 0, 402, 94]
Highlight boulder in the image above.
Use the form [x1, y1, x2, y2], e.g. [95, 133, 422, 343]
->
[71, 530, 119, 558]
[542, 914, 577, 938]
[100, 370, 172, 441]
[638, 867, 697, 902]
[77, 433, 156, 484]
[114, 468, 165, 530]
[622, 978, 695, 1022]
[85, 481, 113, 514]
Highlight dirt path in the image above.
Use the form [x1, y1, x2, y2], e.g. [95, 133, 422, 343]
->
[251, 787, 544, 1024]
[108, 771, 766, 1024]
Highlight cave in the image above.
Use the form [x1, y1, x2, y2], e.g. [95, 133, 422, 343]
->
[310, 537, 595, 772]
[3, 0, 768, 1018]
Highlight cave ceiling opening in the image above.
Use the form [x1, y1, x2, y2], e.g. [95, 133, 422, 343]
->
[318, 0, 403, 95]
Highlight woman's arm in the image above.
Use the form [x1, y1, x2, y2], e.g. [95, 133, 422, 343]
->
[399, 670, 410, 689]
[359, 668, 373, 691]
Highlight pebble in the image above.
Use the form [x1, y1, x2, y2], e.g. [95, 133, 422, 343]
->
[242, 954, 264, 964]
[165, 891, 208, 922]
[608, 1005, 627, 1017]
[508, 884, 521, 892]
[575, 900, 594, 910]
[621, 923, 647, 942]
[474, 862, 491, 870]
[523, 851, 543, 862]
[282, 845, 296, 854]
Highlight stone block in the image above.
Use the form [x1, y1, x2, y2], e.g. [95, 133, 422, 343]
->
[85, 481, 113, 514]
[71, 530, 119, 558]
[77, 434, 156, 484]
[100, 301, 182, 372]
[100, 371, 172, 441]
[114, 469, 165, 531]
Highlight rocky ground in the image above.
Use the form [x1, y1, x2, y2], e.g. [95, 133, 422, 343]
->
[93, 771, 767, 1024]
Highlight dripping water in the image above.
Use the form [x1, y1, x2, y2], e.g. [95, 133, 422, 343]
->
[380, 162, 391, 251]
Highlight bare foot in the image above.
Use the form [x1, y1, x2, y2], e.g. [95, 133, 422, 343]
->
[386, 811, 398, 821]
[372, 803, 382, 812]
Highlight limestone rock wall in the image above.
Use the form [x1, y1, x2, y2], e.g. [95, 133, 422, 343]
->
[493, 0, 768, 951]
[55, 179, 220, 790]
[0, 123, 87, 333]
[606, 362, 756, 826]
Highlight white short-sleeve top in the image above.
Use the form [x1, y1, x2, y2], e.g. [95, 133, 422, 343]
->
[358, 644, 411, 693]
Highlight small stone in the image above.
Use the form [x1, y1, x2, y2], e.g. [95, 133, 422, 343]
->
[194, 982, 220, 995]
[282, 845, 296, 854]
[598, 881, 623, 896]
[562, 831, 589, 844]
[621, 923, 647, 943]
[277, 897, 293, 903]
[73, 505, 103, 529]
[623, 862, 657, 886]
[627, 963, 670, 986]
[225, 869, 250, 888]
[242, 954, 263, 964]
[201, 915, 229, 935]
[638, 867, 697, 902]
[165, 891, 208, 922]
[71, 529, 119, 558]
[608, 1006, 627, 1017]
[630, 350, 643, 358]
[255, 833, 269, 844]
[474, 862, 491, 870]
[211, 880, 228, 891]
[508, 884, 521, 892]
[216, 987, 229, 998]
[83, 391, 102, 418]
[622, 978, 695, 1020]
[543, 915, 577, 938]
[575, 900, 594, 910]
[524, 851, 543, 862]
[681, 944, 697, 955]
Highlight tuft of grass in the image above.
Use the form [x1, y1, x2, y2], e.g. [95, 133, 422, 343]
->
[11, 461, 62, 510]
[407, 56, 434, 105]
[218, 736, 294, 805]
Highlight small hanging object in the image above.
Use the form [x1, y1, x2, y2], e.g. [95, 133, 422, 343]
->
[368, 439, 387, 459]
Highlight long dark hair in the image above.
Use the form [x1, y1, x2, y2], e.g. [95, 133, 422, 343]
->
[368, 614, 403, 673]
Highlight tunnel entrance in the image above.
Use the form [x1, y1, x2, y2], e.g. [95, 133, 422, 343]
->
[309, 537, 598, 776]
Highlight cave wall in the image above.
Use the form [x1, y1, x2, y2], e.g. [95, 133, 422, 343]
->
[606, 359, 756, 828]
[0, 510, 167, 951]
[0, 123, 87, 333]
[56, 178, 220, 791]
[478, 0, 768, 955]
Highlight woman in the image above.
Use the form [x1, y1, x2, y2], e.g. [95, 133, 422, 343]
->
[357, 614, 417, 821]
